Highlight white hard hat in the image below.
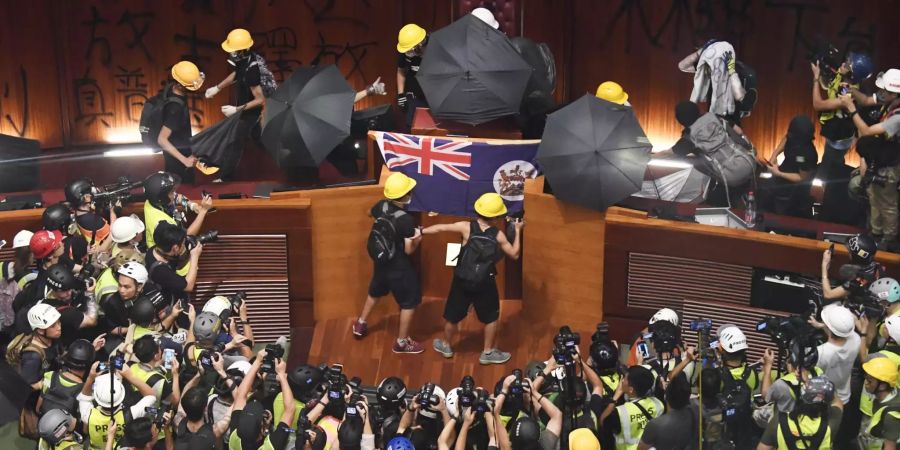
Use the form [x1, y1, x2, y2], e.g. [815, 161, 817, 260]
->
[110, 215, 145, 243]
[28, 303, 60, 330]
[13, 230, 33, 249]
[93, 373, 126, 409]
[718, 326, 748, 353]
[649, 308, 679, 327]
[417, 385, 447, 419]
[445, 387, 460, 420]
[117, 261, 148, 285]
[471, 7, 499, 29]
[884, 315, 900, 343]
[876, 69, 900, 94]
[821, 304, 856, 338]
[203, 296, 232, 317]
[227, 360, 252, 375]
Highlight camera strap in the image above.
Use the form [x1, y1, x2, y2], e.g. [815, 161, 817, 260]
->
[778, 412, 827, 449]
[631, 399, 654, 425]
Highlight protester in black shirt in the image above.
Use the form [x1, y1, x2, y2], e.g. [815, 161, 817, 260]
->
[38, 263, 99, 347]
[146, 222, 202, 305]
[160, 61, 205, 184]
[638, 374, 698, 450]
[205, 28, 267, 182]
[353, 173, 425, 354]
[396, 23, 429, 128]
[759, 115, 818, 218]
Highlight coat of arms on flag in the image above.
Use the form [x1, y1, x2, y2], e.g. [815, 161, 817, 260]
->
[374, 132, 540, 217]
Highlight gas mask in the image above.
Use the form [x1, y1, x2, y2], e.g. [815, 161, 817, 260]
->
[228, 51, 250, 67]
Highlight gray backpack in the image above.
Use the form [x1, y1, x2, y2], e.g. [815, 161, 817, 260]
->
[689, 113, 757, 187]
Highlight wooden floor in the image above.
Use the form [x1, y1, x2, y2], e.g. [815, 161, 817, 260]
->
[307, 298, 565, 389]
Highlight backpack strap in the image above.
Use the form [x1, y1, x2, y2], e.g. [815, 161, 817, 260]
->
[632, 399, 654, 424]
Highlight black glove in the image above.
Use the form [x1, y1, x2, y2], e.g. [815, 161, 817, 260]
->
[397, 93, 408, 110]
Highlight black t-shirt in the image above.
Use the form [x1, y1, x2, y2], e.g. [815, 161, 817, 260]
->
[778, 141, 818, 174]
[19, 345, 59, 384]
[639, 407, 699, 450]
[101, 293, 131, 332]
[229, 410, 290, 450]
[671, 129, 697, 157]
[370, 200, 416, 271]
[42, 298, 86, 347]
[857, 135, 900, 168]
[162, 92, 191, 156]
[589, 393, 622, 435]
[397, 53, 425, 100]
[145, 248, 188, 303]
[234, 55, 262, 119]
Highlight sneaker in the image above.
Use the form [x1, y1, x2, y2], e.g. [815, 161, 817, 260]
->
[393, 338, 424, 354]
[433, 339, 454, 358]
[479, 349, 511, 365]
[351, 320, 368, 338]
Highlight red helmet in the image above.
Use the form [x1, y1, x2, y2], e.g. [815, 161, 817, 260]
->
[30, 230, 63, 259]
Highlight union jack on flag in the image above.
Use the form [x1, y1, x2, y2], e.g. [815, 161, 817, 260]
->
[378, 132, 473, 181]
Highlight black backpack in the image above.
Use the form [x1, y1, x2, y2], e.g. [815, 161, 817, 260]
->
[39, 371, 83, 416]
[735, 61, 758, 119]
[366, 203, 407, 263]
[720, 366, 755, 439]
[454, 222, 500, 287]
[139, 83, 185, 148]
[175, 420, 217, 450]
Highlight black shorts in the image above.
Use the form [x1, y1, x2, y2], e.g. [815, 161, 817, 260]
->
[443, 276, 500, 324]
[368, 266, 422, 309]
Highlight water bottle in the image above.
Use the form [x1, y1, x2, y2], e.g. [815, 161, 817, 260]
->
[744, 191, 757, 228]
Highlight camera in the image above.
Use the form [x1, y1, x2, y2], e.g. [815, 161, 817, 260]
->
[229, 291, 247, 312]
[591, 322, 611, 345]
[185, 230, 219, 250]
[472, 389, 492, 415]
[756, 315, 806, 346]
[689, 319, 712, 331]
[327, 364, 346, 403]
[92, 177, 142, 213]
[418, 383, 438, 408]
[509, 369, 524, 396]
[808, 40, 842, 77]
[552, 325, 581, 365]
[145, 400, 171, 427]
[459, 375, 476, 408]
[261, 344, 285, 374]
[648, 320, 679, 354]
[199, 350, 217, 368]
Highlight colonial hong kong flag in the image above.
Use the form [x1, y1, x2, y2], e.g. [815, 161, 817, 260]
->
[375, 132, 541, 217]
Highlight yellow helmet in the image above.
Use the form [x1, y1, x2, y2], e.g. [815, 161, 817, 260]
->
[384, 172, 417, 199]
[171, 61, 205, 91]
[221, 28, 254, 53]
[568, 428, 601, 450]
[863, 357, 899, 386]
[474, 193, 507, 218]
[595, 81, 629, 105]
[397, 24, 427, 53]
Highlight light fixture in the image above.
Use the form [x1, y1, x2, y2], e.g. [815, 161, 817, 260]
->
[812, 178, 823, 187]
[104, 128, 141, 144]
[646, 159, 694, 169]
[103, 146, 159, 158]
[759, 172, 773, 179]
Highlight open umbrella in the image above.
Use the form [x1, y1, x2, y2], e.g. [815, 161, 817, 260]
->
[536, 94, 652, 211]
[633, 163, 711, 203]
[417, 14, 532, 125]
[190, 112, 243, 174]
[261, 65, 355, 168]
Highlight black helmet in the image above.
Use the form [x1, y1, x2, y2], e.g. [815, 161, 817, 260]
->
[65, 178, 94, 206]
[288, 364, 324, 401]
[42, 203, 72, 233]
[377, 376, 407, 406]
[214, 368, 247, 396]
[847, 234, 877, 265]
[800, 376, 834, 406]
[510, 416, 540, 447]
[143, 172, 179, 207]
[140, 290, 167, 312]
[46, 263, 81, 291]
[64, 339, 95, 370]
[788, 337, 818, 370]
[590, 341, 619, 372]
[130, 296, 156, 326]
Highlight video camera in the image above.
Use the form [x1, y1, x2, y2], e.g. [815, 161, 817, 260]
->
[590, 322, 611, 346]
[185, 230, 219, 250]
[92, 177, 143, 212]
[839, 264, 887, 319]
[326, 364, 346, 404]
[260, 343, 285, 374]
[459, 375, 476, 408]
[808, 39, 843, 82]
[756, 315, 807, 346]
[552, 325, 581, 366]
[689, 318, 717, 365]
[648, 320, 679, 354]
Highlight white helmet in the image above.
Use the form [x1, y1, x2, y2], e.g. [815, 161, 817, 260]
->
[203, 296, 232, 318]
[418, 385, 447, 419]
[28, 303, 60, 330]
[718, 326, 748, 353]
[884, 315, 900, 343]
[821, 304, 856, 338]
[110, 215, 145, 243]
[649, 308, 679, 327]
[117, 261, 148, 285]
[445, 387, 461, 420]
[13, 230, 33, 249]
[93, 373, 126, 409]
[876, 68, 900, 94]
[471, 7, 499, 29]
[227, 360, 252, 375]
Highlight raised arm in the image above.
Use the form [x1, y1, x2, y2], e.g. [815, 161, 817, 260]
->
[421, 221, 470, 236]
[496, 222, 523, 260]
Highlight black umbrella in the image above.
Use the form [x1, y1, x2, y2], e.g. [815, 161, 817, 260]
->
[262, 65, 355, 168]
[417, 14, 532, 125]
[536, 94, 652, 211]
[190, 112, 242, 174]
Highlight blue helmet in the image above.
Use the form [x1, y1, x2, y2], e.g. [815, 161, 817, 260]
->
[388, 437, 415, 450]
[847, 52, 874, 84]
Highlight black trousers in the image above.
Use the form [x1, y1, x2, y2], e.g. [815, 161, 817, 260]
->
[163, 149, 195, 184]
[220, 113, 260, 181]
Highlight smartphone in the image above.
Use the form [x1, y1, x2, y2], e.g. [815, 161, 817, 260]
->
[637, 342, 650, 359]
[145, 406, 160, 415]
[97, 362, 107, 373]
[181, 298, 190, 311]
[163, 349, 175, 371]
[112, 354, 125, 370]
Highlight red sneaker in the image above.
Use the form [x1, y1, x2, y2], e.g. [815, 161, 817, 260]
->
[393, 338, 424, 354]
[352, 320, 368, 338]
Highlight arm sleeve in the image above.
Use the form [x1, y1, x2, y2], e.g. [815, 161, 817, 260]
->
[671, 135, 696, 157]
[397, 214, 416, 239]
[246, 66, 261, 88]
[162, 102, 185, 131]
[18, 351, 44, 384]
[361, 433, 376, 450]
[882, 115, 900, 139]
[828, 406, 843, 438]
[129, 395, 158, 418]
[268, 423, 292, 450]
[78, 394, 93, 423]
[759, 415, 779, 446]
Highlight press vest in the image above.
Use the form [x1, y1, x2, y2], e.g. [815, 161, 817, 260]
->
[133, 325, 155, 340]
[318, 416, 341, 450]
[129, 363, 168, 393]
[228, 429, 276, 450]
[94, 268, 118, 303]
[38, 437, 81, 450]
[775, 414, 831, 449]
[272, 393, 306, 432]
[780, 368, 824, 400]
[861, 352, 900, 416]
[87, 407, 128, 450]
[144, 201, 177, 249]
[861, 391, 900, 449]
[614, 396, 664, 450]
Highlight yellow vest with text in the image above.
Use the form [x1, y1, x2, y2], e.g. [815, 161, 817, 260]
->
[776, 414, 831, 450]
[94, 268, 118, 303]
[614, 396, 664, 450]
[87, 407, 126, 450]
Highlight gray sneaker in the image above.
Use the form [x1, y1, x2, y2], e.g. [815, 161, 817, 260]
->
[433, 339, 454, 358]
[479, 349, 511, 365]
